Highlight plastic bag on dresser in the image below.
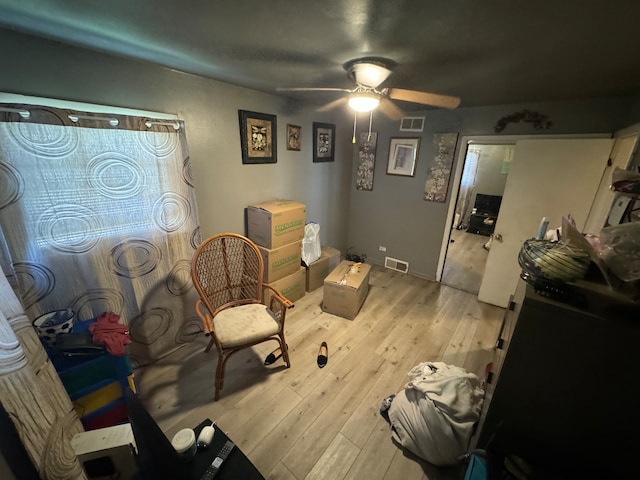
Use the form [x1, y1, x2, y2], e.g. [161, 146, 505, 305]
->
[598, 221, 640, 281]
[611, 167, 640, 194]
[301, 222, 321, 266]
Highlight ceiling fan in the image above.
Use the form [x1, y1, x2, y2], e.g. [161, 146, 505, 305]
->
[277, 57, 461, 120]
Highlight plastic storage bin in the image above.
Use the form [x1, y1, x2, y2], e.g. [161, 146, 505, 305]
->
[47, 318, 136, 430]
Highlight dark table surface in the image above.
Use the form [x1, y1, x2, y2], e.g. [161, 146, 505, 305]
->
[127, 384, 264, 480]
[134, 419, 264, 480]
[188, 419, 265, 480]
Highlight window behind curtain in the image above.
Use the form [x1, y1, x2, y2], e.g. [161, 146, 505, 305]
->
[0, 104, 202, 366]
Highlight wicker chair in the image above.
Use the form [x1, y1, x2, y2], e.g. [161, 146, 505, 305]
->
[191, 233, 293, 400]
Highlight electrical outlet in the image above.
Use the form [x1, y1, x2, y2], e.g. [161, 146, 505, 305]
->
[379, 245, 387, 252]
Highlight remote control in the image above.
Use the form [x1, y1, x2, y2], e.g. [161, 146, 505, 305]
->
[201, 440, 235, 479]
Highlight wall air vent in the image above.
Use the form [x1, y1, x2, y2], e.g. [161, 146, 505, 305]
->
[399, 116, 425, 132]
[384, 256, 409, 273]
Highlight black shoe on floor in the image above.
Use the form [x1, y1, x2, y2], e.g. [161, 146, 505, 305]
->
[317, 342, 328, 368]
[264, 344, 287, 365]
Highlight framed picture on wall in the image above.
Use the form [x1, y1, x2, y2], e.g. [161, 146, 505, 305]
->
[287, 124, 301, 151]
[238, 110, 277, 164]
[387, 137, 420, 176]
[312, 122, 335, 162]
[356, 132, 377, 191]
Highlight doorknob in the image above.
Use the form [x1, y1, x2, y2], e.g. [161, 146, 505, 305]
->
[494, 233, 503, 242]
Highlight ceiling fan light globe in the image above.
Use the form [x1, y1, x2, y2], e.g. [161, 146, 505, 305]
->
[351, 63, 392, 88]
[348, 94, 380, 112]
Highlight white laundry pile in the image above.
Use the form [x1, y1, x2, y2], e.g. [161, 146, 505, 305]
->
[387, 362, 484, 466]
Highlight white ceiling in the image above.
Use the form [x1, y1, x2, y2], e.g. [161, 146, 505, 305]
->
[1, 0, 640, 110]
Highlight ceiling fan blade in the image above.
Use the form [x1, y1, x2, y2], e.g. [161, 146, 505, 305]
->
[377, 97, 405, 120]
[276, 87, 351, 93]
[388, 88, 461, 109]
[316, 97, 347, 112]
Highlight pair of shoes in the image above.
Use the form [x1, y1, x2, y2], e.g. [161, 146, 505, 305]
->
[264, 344, 287, 365]
[317, 342, 328, 368]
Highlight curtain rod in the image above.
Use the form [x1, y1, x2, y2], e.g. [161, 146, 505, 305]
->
[68, 114, 119, 127]
[0, 104, 182, 131]
[145, 120, 181, 130]
[0, 107, 30, 119]
[0, 92, 178, 120]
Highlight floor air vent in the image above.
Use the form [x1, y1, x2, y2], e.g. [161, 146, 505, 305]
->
[385, 256, 409, 273]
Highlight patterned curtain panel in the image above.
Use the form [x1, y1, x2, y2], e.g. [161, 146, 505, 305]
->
[454, 148, 480, 229]
[0, 104, 202, 367]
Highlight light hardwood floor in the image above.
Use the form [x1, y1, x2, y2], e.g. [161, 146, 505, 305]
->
[441, 229, 490, 294]
[135, 265, 504, 480]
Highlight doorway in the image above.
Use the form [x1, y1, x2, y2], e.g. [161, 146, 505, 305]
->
[438, 133, 622, 306]
[440, 144, 512, 294]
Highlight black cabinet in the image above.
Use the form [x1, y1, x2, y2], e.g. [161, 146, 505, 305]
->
[466, 213, 496, 236]
[476, 279, 640, 479]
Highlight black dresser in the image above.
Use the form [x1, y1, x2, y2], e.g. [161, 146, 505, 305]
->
[466, 193, 501, 236]
[475, 278, 640, 479]
[466, 212, 497, 236]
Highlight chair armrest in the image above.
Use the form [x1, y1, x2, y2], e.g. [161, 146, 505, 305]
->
[262, 284, 294, 309]
[195, 299, 214, 335]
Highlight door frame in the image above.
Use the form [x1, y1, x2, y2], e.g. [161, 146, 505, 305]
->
[436, 133, 611, 282]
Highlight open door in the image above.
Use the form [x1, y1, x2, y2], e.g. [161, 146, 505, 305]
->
[477, 138, 614, 307]
[583, 131, 639, 234]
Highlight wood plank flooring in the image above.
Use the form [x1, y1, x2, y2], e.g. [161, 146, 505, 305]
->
[134, 265, 504, 480]
[441, 229, 490, 294]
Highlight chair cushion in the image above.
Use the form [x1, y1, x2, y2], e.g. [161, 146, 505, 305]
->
[213, 303, 281, 348]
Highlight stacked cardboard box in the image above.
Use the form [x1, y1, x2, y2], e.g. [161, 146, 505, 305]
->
[258, 240, 302, 284]
[265, 267, 306, 305]
[305, 246, 341, 292]
[247, 200, 306, 303]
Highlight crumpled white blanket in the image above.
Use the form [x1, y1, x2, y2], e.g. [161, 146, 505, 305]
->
[387, 361, 484, 466]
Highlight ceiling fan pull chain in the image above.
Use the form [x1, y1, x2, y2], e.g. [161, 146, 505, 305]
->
[352, 111, 357, 144]
[368, 110, 373, 141]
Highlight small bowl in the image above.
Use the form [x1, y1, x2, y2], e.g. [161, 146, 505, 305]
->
[33, 308, 75, 345]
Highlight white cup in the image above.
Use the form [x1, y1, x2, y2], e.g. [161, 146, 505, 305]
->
[171, 428, 196, 461]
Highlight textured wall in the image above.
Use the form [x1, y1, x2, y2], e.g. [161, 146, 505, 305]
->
[0, 28, 353, 253]
[347, 99, 637, 279]
[0, 27, 637, 288]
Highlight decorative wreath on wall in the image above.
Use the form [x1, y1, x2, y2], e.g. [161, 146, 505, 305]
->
[494, 110, 552, 133]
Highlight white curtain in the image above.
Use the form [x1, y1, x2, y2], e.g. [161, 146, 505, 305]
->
[454, 147, 480, 229]
[0, 105, 202, 366]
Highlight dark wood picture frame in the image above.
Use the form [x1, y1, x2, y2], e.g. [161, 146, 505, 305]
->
[312, 122, 335, 162]
[238, 110, 277, 164]
[286, 124, 301, 151]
